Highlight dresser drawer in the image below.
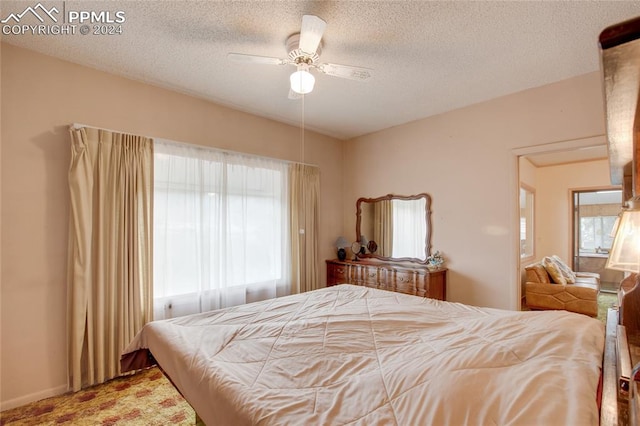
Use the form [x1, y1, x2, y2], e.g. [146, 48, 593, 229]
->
[361, 266, 379, 287]
[392, 270, 418, 295]
[325, 259, 446, 301]
[415, 273, 430, 298]
[327, 263, 349, 286]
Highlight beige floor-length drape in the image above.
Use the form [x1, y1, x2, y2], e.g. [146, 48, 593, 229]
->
[289, 163, 320, 294]
[67, 127, 153, 391]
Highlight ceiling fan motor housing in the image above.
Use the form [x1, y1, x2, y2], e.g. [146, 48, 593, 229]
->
[286, 33, 321, 64]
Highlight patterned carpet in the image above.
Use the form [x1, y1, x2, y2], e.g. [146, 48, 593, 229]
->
[598, 292, 618, 323]
[0, 367, 195, 425]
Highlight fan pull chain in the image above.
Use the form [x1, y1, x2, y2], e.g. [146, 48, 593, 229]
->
[300, 92, 305, 163]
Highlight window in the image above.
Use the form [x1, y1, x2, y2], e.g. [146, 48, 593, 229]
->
[520, 185, 535, 259]
[579, 216, 617, 252]
[153, 141, 290, 319]
[573, 189, 623, 256]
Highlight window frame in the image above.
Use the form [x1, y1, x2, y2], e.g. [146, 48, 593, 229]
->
[519, 184, 535, 261]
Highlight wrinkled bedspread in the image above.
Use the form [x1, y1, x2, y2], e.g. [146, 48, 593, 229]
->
[121, 284, 604, 425]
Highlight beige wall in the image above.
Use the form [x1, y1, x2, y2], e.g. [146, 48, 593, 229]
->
[343, 71, 607, 311]
[0, 43, 344, 409]
[535, 159, 616, 264]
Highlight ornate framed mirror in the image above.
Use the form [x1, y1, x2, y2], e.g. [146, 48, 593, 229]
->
[355, 193, 432, 263]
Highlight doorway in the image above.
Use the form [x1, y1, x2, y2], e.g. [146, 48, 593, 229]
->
[512, 135, 610, 310]
[571, 188, 624, 293]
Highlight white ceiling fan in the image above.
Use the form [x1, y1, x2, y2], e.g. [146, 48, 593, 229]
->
[228, 15, 373, 99]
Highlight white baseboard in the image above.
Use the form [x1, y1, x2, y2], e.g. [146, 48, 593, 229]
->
[1, 384, 69, 412]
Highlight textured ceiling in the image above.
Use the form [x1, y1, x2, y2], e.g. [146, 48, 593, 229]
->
[2, 1, 640, 140]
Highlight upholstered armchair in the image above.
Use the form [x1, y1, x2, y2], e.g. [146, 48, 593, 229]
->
[524, 256, 600, 317]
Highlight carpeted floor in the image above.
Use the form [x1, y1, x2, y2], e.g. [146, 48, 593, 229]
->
[0, 367, 195, 425]
[598, 291, 618, 323]
[1, 294, 618, 425]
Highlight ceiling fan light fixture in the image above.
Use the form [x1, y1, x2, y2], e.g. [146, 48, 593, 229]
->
[290, 67, 315, 94]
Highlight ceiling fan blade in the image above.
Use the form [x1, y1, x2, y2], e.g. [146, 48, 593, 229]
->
[288, 88, 303, 100]
[318, 63, 373, 81]
[299, 15, 326, 54]
[227, 53, 284, 65]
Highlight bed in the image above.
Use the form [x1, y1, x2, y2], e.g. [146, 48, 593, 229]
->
[121, 284, 604, 425]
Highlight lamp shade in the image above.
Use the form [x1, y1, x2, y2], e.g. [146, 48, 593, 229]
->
[606, 208, 640, 272]
[609, 213, 622, 238]
[335, 236, 349, 248]
[290, 68, 315, 94]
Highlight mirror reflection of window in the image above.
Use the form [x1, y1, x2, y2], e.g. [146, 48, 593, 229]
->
[391, 198, 426, 259]
[357, 194, 431, 261]
[520, 185, 535, 259]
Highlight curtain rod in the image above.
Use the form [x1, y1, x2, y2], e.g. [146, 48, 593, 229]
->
[71, 122, 319, 168]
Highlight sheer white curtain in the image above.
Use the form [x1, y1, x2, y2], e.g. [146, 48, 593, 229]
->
[392, 198, 426, 258]
[153, 140, 290, 320]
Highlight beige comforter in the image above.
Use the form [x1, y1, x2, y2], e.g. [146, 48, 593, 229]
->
[122, 284, 604, 425]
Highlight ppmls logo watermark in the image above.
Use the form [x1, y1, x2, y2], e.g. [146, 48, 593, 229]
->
[2, 2, 126, 36]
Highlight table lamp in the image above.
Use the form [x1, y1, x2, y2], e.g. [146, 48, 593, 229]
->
[607, 198, 640, 273]
[607, 198, 640, 330]
[335, 236, 349, 261]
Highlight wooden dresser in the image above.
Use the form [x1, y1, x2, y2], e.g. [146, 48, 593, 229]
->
[326, 259, 447, 300]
